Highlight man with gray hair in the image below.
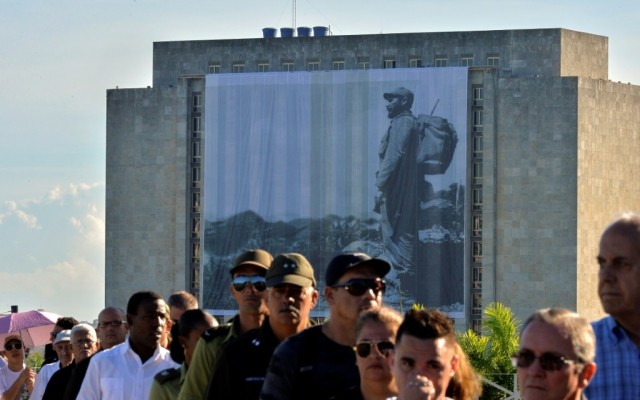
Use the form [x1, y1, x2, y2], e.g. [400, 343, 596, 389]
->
[42, 324, 100, 400]
[585, 213, 640, 398]
[514, 308, 597, 400]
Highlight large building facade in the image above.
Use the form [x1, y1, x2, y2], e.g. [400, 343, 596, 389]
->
[106, 28, 640, 328]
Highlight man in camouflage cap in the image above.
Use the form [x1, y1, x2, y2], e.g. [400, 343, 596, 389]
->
[206, 253, 318, 399]
[178, 249, 273, 400]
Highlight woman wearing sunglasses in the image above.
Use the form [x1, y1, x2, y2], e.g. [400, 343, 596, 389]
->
[0, 335, 35, 400]
[515, 308, 597, 400]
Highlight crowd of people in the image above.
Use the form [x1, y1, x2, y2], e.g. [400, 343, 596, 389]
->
[1, 212, 639, 399]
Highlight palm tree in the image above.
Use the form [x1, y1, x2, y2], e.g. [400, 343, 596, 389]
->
[457, 302, 520, 399]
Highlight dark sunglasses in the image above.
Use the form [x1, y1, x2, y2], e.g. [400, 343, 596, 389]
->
[232, 275, 267, 292]
[4, 342, 23, 351]
[354, 340, 394, 358]
[331, 278, 386, 296]
[512, 349, 577, 371]
[98, 320, 126, 328]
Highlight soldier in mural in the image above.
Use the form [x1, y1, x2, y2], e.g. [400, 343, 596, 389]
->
[375, 87, 420, 274]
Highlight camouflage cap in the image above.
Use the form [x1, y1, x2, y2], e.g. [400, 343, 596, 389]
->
[266, 253, 316, 288]
[229, 249, 273, 276]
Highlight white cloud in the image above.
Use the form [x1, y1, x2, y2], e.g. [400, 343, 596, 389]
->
[1, 200, 41, 229]
[69, 206, 105, 247]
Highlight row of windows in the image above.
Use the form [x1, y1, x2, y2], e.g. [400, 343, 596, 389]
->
[189, 92, 203, 293]
[208, 55, 500, 74]
[470, 84, 484, 330]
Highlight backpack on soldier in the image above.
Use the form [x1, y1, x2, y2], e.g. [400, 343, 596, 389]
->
[415, 114, 458, 175]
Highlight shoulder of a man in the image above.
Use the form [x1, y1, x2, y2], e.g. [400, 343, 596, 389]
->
[154, 367, 181, 384]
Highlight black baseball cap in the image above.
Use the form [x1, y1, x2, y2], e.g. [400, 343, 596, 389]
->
[325, 253, 391, 286]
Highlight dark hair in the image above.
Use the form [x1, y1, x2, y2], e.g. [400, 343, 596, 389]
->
[396, 309, 454, 343]
[167, 291, 199, 311]
[127, 291, 164, 315]
[178, 309, 215, 338]
[56, 317, 79, 330]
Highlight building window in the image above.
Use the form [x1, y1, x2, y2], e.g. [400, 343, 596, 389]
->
[473, 162, 483, 185]
[191, 267, 200, 289]
[192, 116, 202, 134]
[471, 319, 482, 334]
[192, 94, 202, 113]
[307, 60, 320, 71]
[191, 218, 200, 238]
[472, 293, 482, 316]
[473, 135, 483, 159]
[192, 192, 201, 213]
[409, 58, 422, 68]
[357, 57, 370, 70]
[208, 64, 221, 74]
[472, 215, 482, 238]
[192, 242, 200, 262]
[434, 57, 448, 67]
[192, 141, 201, 159]
[383, 58, 396, 69]
[282, 62, 294, 72]
[472, 188, 483, 211]
[472, 266, 482, 289]
[460, 56, 474, 67]
[473, 110, 484, 132]
[232, 63, 245, 73]
[472, 240, 482, 263]
[192, 167, 201, 188]
[257, 63, 270, 72]
[332, 60, 345, 70]
[487, 55, 500, 67]
[473, 86, 484, 107]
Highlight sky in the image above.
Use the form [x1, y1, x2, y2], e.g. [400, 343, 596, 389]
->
[0, 0, 638, 323]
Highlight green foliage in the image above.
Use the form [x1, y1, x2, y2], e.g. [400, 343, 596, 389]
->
[411, 303, 425, 311]
[26, 349, 44, 370]
[457, 302, 521, 400]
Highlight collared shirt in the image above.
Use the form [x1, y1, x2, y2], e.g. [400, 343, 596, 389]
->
[149, 363, 187, 400]
[31, 361, 61, 400]
[177, 315, 241, 400]
[584, 315, 640, 399]
[76, 339, 178, 400]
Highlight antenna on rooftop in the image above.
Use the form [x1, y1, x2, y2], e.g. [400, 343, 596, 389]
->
[292, 0, 296, 30]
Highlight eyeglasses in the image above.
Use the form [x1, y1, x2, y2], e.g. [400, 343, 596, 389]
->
[354, 340, 394, 358]
[73, 338, 96, 347]
[331, 278, 386, 296]
[232, 276, 267, 292]
[4, 342, 23, 351]
[98, 320, 126, 328]
[512, 350, 578, 371]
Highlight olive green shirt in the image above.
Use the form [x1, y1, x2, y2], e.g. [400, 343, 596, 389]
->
[148, 363, 186, 400]
[176, 315, 241, 400]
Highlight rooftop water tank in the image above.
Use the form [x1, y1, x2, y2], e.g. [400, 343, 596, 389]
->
[262, 27, 277, 38]
[313, 26, 329, 37]
[280, 27, 294, 38]
[297, 27, 311, 37]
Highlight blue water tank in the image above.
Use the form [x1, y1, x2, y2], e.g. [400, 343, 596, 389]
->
[280, 27, 294, 38]
[262, 27, 277, 38]
[313, 26, 329, 37]
[297, 27, 311, 37]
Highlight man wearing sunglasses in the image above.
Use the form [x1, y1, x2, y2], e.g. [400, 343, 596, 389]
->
[586, 213, 640, 399]
[178, 249, 273, 400]
[0, 335, 35, 399]
[261, 252, 390, 400]
[207, 253, 319, 399]
[515, 308, 597, 400]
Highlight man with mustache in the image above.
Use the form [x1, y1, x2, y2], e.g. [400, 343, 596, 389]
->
[585, 213, 640, 398]
[76, 291, 179, 399]
[205, 253, 318, 399]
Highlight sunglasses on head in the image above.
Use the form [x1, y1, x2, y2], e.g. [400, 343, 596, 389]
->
[232, 275, 267, 292]
[512, 349, 577, 371]
[354, 340, 394, 358]
[4, 342, 23, 351]
[331, 278, 386, 296]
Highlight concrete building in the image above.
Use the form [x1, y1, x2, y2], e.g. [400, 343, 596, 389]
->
[106, 28, 640, 328]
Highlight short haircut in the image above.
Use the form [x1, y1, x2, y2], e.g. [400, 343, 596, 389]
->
[127, 291, 164, 315]
[167, 291, 198, 311]
[355, 306, 403, 340]
[604, 212, 640, 243]
[71, 323, 97, 341]
[56, 317, 79, 330]
[521, 307, 596, 364]
[396, 308, 454, 344]
[98, 306, 125, 322]
[178, 309, 216, 338]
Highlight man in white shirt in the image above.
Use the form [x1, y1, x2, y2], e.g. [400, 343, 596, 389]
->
[32, 329, 74, 399]
[76, 291, 179, 400]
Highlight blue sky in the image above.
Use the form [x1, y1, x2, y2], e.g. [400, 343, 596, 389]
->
[1, 0, 638, 322]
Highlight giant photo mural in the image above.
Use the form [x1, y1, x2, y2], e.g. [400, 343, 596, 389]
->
[202, 68, 468, 314]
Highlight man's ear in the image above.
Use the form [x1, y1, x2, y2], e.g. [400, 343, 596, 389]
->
[579, 362, 597, 388]
[310, 290, 320, 308]
[324, 287, 335, 306]
[126, 313, 134, 327]
[450, 354, 460, 374]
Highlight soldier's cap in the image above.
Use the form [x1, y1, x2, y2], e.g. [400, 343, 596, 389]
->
[266, 253, 316, 288]
[53, 330, 72, 345]
[229, 249, 273, 276]
[383, 87, 414, 101]
[3, 334, 22, 346]
[325, 253, 391, 286]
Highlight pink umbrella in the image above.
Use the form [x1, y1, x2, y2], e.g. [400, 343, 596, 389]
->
[0, 310, 62, 348]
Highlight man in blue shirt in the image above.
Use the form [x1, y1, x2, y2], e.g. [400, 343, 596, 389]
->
[585, 213, 640, 399]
